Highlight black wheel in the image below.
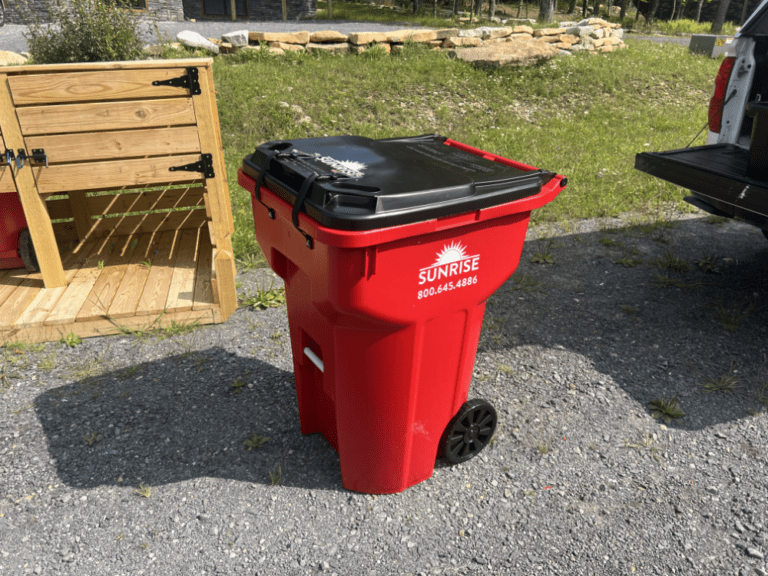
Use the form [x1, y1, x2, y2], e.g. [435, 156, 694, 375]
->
[442, 399, 497, 464]
[18, 229, 39, 272]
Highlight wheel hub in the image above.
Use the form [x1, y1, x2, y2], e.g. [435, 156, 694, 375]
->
[464, 424, 480, 443]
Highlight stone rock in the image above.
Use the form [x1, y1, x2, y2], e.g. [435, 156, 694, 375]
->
[559, 34, 579, 44]
[566, 25, 594, 36]
[177, 30, 220, 54]
[477, 26, 512, 40]
[483, 38, 507, 45]
[559, 20, 578, 26]
[348, 31, 389, 45]
[537, 35, 561, 43]
[221, 29, 249, 47]
[578, 17, 609, 26]
[613, 28, 624, 39]
[428, 40, 443, 48]
[207, 37, 223, 46]
[386, 29, 437, 43]
[0, 51, 27, 66]
[459, 29, 482, 37]
[512, 25, 534, 34]
[534, 27, 566, 37]
[268, 47, 285, 55]
[434, 28, 459, 39]
[269, 42, 305, 51]
[592, 37, 607, 47]
[507, 33, 533, 41]
[351, 43, 391, 54]
[309, 30, 348, 43]
[554, 42, 573, 50]
[249, 31, 310, 45]
[443, 37, 484, 48]
[306, 42, 349, 53]
[448, 39, 560, 67]
[590, 28, 605, 39]
[598, 45, 615, 52]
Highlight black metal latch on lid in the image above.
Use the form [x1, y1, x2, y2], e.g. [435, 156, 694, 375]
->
[169, 153, 215, 179]
[152, 67, 201, 96]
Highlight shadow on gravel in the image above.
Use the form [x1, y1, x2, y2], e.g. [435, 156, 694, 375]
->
[476, 216, 768, 432]
[31, 217, 768, 491]
[33, 349, 347, 492]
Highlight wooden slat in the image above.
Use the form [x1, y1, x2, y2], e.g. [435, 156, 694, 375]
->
[0, 73, 66, 289]
[0, 58, 213, 76]
[193, 228, 214, 310]
[0, 166, 15, 194]
[165, 228, 199, 312]
[9, 68, 197, 105]
[25, 126, 202, 164]
[193, 65, 237, 321]
[52, 221, 78, 243]
[17, 98, 196, 136]
[0, 269, 29, 310]
[76, 236, 132, 322]
[43, 237, 113, 325]
[134, 230, 178, 316]
[46, 197, 73, 220]
[33, 154, 205, 194]
[87, 186, 205, 217]
[0, 273, 44, 328]
[105, 233, 155, 319]
[7, 307, 221, 345]
[80, 207, 207, 242]
[13, 240, 99, 328]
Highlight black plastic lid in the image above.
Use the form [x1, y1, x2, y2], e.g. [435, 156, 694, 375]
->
[243, 134, 552, 231]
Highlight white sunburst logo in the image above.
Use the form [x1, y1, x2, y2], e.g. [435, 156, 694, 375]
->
[418, 241, 480, 286]
[316, 155, 367, 178]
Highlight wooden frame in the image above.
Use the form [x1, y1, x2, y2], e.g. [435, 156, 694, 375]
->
[0, 59, 237, 344]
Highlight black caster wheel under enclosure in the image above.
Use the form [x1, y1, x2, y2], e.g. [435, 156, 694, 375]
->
[18, 229, 39, 273]
[442, 399, 497, 465]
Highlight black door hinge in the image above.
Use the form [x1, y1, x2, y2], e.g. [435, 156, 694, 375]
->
[152, 67, 201, 96]
[169, 153, 214, 179]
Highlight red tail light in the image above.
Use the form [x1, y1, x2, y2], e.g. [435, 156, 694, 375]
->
[709, 57, 736, 133]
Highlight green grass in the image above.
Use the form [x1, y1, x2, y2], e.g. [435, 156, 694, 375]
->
[649, 395, 685, 424]
[151, 35, 725, 263]
[613, 16, 739, 36]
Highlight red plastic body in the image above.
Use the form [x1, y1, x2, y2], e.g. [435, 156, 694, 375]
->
[239, 139, 566, 493]
[0, 191, 27, 270]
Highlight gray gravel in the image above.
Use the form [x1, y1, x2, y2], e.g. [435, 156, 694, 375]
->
[1, 208, 767, 575]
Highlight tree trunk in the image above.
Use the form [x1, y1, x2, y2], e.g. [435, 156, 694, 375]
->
[670, 0, 677, 20]
[517, 0, 522, 16]
[490, 0, 496, 18]
[475, 0, 483, 17]
[593, 0, 600, 16]
[583, 0, 589, 17]
[413, 0, 420, 14]
[539, 0, 555, 21]
[567, 0, 578, 13]
[741, 0, 750, 24]
[454, 0, 460, 15]
[646, 0, 661, 24]
[711, 0, 732, 33]
[327, 0, 333, 18]
[696, 0, 704, 22]
[620, 0, 628, 19]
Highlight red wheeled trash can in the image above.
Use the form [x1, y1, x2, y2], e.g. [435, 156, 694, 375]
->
[1, 151, 38, 271]
[238, 134, 566, 494]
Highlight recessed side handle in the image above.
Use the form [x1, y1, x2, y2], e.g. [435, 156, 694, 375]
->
[303, 347, 324, 373]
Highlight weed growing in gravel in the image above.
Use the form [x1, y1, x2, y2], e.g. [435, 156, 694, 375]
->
[154, 320, 200, 340]
[624, 431, 661, 463]
[648, 395, 685, 424]
[133, 485, 152, 498]
[712, 299, 756, 332]
[695, 362, 741, 395]
[82, 430, 102, 446]
[239, 282, 287, 310]
[758, 381, 768, 406]
[615, 257, 643, 268]
[695, 255, 723, 274]
[229, 378, 247, 395]
[118, 365, 141, 380]
[236, 252, 267, 272]
[39, 352, 57, 372]
[59, 332, 82, 348]
[537, 441, 550, 455]
[0, 353, 21, 392]
[656, 250, 690, 273]
[705, 215, 729, 225]
[619, 305, 639, 315]
[244, 432, 270, 451]
[67, 357, 106, 382]
[269, 464, 282, 486]
[651, 273, 705, 289]
[530, 239, 555, 265]
[511, 274, 546, 293]
[599, 237, 624, 249]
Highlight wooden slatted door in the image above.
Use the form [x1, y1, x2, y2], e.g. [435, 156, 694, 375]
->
[0, 59, 237, 342]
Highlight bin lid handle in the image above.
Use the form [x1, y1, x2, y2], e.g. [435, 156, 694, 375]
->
[292, 171, 322, 249]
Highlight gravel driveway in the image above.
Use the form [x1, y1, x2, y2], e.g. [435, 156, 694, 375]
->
[1, 208, 767, 575]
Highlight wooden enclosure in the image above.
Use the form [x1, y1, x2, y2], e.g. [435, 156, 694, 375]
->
[0, 59, 237, 343]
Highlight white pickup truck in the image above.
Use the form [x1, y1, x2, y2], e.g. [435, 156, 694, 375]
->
[635, 0, 768, 240]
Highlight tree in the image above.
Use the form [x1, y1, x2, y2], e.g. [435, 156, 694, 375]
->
[490, 0, 496, 19]
[538, 0, 555, 21]
[620, 0, 629, 19]
[711, 0, 732, 33]
[646, 0, 661, 24]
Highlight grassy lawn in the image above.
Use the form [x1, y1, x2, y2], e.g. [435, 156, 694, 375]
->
[195, 39, 722, 263]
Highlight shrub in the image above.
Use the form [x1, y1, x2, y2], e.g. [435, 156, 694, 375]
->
[23, 0, 146, 64]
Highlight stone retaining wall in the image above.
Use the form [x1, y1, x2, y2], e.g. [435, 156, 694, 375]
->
[192, 18, 625, 59]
